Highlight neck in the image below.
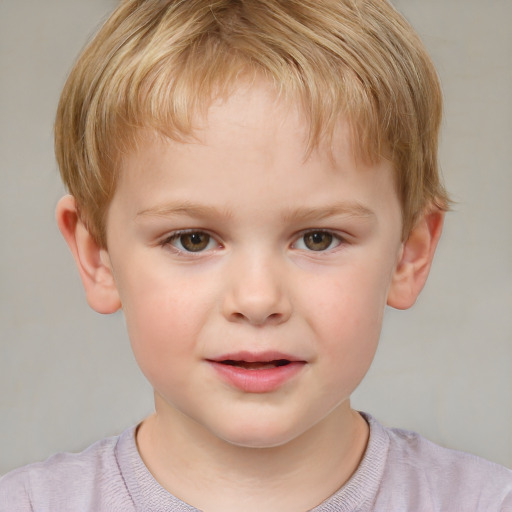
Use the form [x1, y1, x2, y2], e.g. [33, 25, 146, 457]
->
[136, 397, 369, 512]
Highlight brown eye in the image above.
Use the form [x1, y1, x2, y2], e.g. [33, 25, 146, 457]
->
[176, 232, 212, 252]
[303, 231, 334, 251]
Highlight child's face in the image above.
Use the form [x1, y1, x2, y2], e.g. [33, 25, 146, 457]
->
[103, 82, 404, 447]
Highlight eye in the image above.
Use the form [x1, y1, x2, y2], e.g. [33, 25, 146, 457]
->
[294, 231, 342, 252]
[166, 231, 218, 253]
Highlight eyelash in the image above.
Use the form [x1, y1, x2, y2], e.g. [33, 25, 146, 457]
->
[162, 230, 221, 254]
[161, 229, 346, 255]
[293, 230, 344, 252]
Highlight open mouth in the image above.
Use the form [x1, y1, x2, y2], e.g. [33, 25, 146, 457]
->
[208, 355, 305, 392]
[220, 359, 291, 370]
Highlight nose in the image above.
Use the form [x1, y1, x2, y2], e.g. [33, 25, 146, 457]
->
[222, 253, 292, 326]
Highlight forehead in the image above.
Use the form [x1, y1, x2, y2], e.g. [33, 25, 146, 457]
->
[111, 81, 400, 224]
[129, 79, 375, 176]
[194, 82, 317, 157]
[120, 85, 348, 187]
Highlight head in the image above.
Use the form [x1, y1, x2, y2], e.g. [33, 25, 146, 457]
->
[56, 0, 447, 448]
[55, 0, 448, 247]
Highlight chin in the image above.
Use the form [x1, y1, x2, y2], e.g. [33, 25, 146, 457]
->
[211, 417, 308, 449]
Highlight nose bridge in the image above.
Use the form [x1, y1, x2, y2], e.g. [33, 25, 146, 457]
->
[222, 247, 291, 326]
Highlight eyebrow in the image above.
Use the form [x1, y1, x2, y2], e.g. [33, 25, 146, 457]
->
[136, 200, 375, 222]
[281, 202, 376, 223]
[136, 201, 233, 220]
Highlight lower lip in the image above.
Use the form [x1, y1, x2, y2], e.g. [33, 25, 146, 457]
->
[208, 361, 306, 393]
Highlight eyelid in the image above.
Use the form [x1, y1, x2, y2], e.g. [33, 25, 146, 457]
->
[161, 229, 222, 254]
[159, 228, 349, 254]
[292, 229, 347, 252]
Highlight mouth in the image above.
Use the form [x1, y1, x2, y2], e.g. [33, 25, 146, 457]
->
[207, 352, 306, 393]
[220, 359, 292, 370]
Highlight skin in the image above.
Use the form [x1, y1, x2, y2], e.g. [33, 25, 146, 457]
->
[57, 81, 443, 511]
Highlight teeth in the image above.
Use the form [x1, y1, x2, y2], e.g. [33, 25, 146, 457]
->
[222, 359, 290, 369]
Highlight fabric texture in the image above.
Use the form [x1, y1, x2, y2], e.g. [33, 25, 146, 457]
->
[1, 413, 511, 512]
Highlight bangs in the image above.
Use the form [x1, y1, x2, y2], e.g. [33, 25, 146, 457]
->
[103, 1, 387, 159]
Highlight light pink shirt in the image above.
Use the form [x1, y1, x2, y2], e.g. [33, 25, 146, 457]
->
[1, 414, 511, 511]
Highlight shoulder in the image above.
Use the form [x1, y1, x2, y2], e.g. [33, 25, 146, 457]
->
[0, 429, 135, 512]
[374, 418, 512, 511]
[385, 424, 512, 483]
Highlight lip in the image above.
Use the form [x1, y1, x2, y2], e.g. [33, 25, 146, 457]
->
[207, 351, 307, 393]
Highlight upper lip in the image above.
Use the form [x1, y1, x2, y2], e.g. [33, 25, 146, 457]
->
[207, 351, 305, 363]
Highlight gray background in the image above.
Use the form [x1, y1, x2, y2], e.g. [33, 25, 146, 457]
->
[1, 0, 511, 474]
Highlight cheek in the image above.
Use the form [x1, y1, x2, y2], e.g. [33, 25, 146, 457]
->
[118, 270, 211, 381]
[308, 264, 389, 378]
[312, 263, 389, 335]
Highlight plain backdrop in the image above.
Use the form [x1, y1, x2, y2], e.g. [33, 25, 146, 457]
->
[1, 0, 511, 474]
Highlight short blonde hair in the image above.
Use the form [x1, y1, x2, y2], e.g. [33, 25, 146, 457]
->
[55, 0, 449, 246]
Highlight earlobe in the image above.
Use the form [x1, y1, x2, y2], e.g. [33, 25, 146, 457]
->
[56, 195, 121, 314]
[387, 208, 444, 310]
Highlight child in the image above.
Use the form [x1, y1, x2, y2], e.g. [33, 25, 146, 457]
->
[1, 0, 511, 510]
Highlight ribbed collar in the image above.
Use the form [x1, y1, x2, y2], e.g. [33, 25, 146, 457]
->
[115, 412, 390, 512]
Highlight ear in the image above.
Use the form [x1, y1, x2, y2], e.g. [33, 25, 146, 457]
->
[387, 208, 444, 310]
[56, 195, 121, 314]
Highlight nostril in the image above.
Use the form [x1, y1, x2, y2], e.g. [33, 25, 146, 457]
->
[229, 311, 285, 326]
[230, 310, 275, 319]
